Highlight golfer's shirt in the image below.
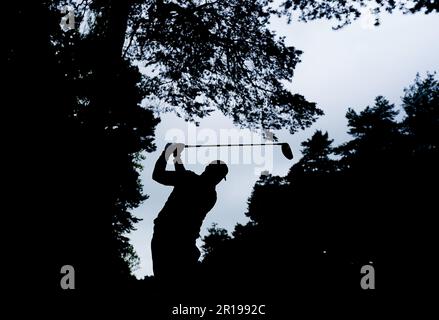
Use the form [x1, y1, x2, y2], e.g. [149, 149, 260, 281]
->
[153, 152, 217, 243]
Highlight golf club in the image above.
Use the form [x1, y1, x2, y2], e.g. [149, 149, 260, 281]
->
[184, 142, 294, 160]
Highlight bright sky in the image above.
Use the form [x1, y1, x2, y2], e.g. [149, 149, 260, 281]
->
[129, 10, 439, 278]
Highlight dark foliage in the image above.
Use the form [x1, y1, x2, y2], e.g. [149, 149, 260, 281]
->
[202, 73, 439, 301]
[280, 0, 439, 29]
[126, 0, 323, 132]
[6, 1, 160, 291]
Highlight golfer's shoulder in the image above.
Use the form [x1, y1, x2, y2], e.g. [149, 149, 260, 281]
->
[182, 170, 198, 179]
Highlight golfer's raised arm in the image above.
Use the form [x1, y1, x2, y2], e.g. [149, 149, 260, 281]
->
[152, 145, 178, 186]
[174, 154, 186, 172]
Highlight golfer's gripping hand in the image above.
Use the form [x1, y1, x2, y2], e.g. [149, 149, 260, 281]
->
[164, 143, 185, 160]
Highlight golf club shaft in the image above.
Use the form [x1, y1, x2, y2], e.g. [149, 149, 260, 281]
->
[184, 143, 283, 148]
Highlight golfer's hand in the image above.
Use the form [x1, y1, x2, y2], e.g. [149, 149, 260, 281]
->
[174, 143, 185, 157]
[164, 143, 185, 159]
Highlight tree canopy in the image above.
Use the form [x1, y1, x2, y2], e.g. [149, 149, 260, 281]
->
[66, 0, 323, 133]
[280, 0, 439, 28]
[201, 73, 439, 297]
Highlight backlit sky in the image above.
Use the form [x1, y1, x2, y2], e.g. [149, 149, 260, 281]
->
[129, 10, 439, 278]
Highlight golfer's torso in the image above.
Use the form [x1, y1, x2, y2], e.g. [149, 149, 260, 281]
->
[154, 171, 217, 240]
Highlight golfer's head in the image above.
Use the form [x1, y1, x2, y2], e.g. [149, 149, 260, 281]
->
[203, 160, 228, 185]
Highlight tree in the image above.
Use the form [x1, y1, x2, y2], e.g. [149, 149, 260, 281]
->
[280, 0, 439, 29]
[124, 0, 324, 133]
[402, 72, 439, 154]
[6, 1, 160, 289]
[299, 130, 336, 174]
[336, 96, 401, 171]
[202, 223, 231, 257]
[201, 73, 439, 298]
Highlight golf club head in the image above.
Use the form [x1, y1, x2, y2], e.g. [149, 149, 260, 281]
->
[281, 143, 294, 160]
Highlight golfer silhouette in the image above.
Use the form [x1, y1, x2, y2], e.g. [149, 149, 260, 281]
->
[151, 143, 228, 282]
